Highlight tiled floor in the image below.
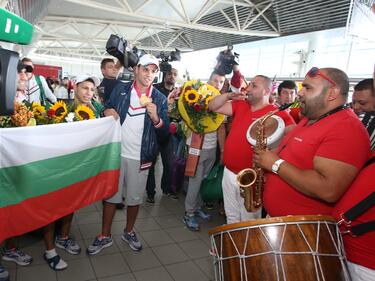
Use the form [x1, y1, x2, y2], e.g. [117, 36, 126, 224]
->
[3, 159, 226, 281]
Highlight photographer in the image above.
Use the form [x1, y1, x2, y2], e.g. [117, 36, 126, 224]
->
[146, 63, 179, 203]
[99, 58, 122, 103]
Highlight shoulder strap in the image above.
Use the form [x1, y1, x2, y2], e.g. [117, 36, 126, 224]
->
[34, 75, 46, 106]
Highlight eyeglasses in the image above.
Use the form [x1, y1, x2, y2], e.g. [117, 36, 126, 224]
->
[305, 67, 336, 87]
[25, 65, 33, 73]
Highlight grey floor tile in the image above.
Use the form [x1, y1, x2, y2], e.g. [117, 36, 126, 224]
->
[98, 272, 136, 281]
[194, 256, 215, 280]
[17, 234, 45, 249]
[108, 221, 127, 235]
[166, 260, 209, 281]
[16, 263, 57, 281]
[133, 266, 173, 281]
[194, 229, 212, 247]
[179, 240, 211, 259]
[140, 230, 173, 247]
[144, 205, 173, 217]
[79, 223, 101, 239]
[56, 258, 95, 281]
[134, 218, 161, 232]
[112, 209, 127, 222]
[154, 215, 183, 229]
[6, 267, 16, 281]
[164, 226, 200, 243]
[90, 253, 130, 278]
[121, 248, 161, 271]
[69, 225, 84, 241]
[152, 244, 189, 265]
[75, 211, 101, 225]
[135, 207, 151, 219]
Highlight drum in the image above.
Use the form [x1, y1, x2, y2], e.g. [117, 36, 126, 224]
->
[208, 215, 351, 281]
[246, 115, 285, 150]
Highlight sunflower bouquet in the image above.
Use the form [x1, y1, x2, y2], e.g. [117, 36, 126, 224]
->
[0, 101, 96, 128]
[178, 80, 225, 134]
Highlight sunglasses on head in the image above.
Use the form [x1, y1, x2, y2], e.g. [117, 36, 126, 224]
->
[25, 65, 33, 73]
[305, 67, 336, 87]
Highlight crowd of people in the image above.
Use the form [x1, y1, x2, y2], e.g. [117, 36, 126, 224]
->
[0, 52, 374, 281]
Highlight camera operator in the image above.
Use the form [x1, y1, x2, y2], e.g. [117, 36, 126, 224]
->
[146, 62, 179, 203]
[99, 58, 122, 103]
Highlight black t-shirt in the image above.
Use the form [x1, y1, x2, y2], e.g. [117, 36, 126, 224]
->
[100, 78, 122, 102]
[154, 82, 173, 98]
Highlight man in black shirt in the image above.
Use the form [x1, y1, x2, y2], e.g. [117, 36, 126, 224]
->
[99, 58, 124, 209]
[146, 66, 179, 202]
[99, 58, 122, 102]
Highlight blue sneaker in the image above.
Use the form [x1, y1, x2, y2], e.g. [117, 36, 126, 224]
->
[2, 248, 32, 266]
[86, 235, 113, 256]
[195, 208, 212, 221]
[121, 231, 142, 251]
[0, 264, 9, 281]
[55, 236, 81, 255]
[183, 213, 200, 231]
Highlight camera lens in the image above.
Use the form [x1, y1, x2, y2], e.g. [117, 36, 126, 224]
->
[25, 65, 33, 73]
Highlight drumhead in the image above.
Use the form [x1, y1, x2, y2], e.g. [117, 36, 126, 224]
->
[246, 115, 285, 148]
[208, 215, 337, 235]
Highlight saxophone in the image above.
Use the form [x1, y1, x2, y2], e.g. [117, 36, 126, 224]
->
[236, 102, 295, 212]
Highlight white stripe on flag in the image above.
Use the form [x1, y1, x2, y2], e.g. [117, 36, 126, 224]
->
[0, 117, 121, 168]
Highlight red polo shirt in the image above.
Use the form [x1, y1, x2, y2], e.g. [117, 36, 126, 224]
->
[264, 108, 370, 216]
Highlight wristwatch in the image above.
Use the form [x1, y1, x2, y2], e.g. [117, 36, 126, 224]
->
[272, 159, 285, 174]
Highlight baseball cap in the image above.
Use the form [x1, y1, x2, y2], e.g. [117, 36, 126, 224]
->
[75, 75, 100, 87]
[137, 54, 159, 70]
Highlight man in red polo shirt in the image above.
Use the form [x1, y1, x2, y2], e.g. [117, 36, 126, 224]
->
[332, 155, 375, 281]
[208, 74, 295, 223]
[254, 67, 370, 217]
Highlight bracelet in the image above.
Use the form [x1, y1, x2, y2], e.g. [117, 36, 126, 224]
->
[153, 118, 161, 126]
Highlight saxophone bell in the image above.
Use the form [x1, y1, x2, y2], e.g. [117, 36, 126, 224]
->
[237, 168, 257, 188]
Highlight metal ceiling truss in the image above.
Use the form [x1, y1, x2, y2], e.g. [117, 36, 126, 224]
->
[8, 0, 350, 61]
[33, 0, 280, 60]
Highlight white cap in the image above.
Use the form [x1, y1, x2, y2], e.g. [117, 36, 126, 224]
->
[137, 54, 159, 70]
[75, 75, 100, 87]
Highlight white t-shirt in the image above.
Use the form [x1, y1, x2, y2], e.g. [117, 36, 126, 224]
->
[186, 131, 217, 150]
[25, 75, 57, 104]
[54, 86, 69, 99]
[121, 86, 153, 159]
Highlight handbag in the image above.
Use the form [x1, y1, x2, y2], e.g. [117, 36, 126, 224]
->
[200, 162, 224, 202]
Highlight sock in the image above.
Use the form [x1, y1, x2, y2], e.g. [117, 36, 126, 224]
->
[45, 249, 67, 270]
[45, 248, 57, 259]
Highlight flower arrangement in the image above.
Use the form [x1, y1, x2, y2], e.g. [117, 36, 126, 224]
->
[177, 80, 225, 134]
[0, 101, 96, 128]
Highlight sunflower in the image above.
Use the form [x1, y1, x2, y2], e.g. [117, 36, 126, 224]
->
[184, 90, 200, 105]
[74, 105, 95, 121]
[205, 96, 213, 107]
[50, 101, 68, 122]
[32, 102, 46, 118]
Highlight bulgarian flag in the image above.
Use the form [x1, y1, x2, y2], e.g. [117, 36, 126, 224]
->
[0, 117, 121, 242]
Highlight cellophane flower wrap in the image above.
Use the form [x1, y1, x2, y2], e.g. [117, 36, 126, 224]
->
[178, 80, 224, 134]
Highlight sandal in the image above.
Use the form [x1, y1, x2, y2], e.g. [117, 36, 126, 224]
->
[43, 253, 67, 271]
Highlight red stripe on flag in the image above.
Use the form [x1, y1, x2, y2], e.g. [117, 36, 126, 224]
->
[0, 170, 119, 242]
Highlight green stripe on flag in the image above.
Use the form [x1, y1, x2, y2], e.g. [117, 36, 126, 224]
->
[0, 142, 120, 208]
